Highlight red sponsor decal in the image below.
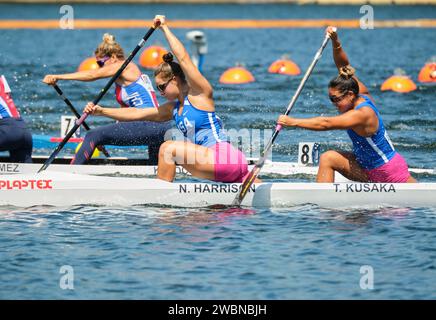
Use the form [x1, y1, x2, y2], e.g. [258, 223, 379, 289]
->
[0, 179, 53, 190]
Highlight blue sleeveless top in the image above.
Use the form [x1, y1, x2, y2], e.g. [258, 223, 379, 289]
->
[347, 95, 396, 170]
[173, 96, 228, 148]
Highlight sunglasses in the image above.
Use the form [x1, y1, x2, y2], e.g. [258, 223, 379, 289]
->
[96, 56, 110, 68]
[329, 93, 347, 103]
[157, 77, 174, 93]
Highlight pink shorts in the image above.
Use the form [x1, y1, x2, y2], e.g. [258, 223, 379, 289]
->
[212, 142, 248, 183]
[364, 153, 411, 183]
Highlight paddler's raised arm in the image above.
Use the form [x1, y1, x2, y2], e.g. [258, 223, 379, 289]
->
[326, 26, 350, 70]
[326, 26, 370, 96]
[154, 15, 213, 98]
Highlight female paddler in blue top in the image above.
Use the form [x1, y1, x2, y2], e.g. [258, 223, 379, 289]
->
[83, 15, 249, 183]
[277, 27, 416, 183]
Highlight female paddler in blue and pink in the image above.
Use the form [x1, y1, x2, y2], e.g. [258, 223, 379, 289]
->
[277, 27, 416, 183]
[83, 15, 249, 183]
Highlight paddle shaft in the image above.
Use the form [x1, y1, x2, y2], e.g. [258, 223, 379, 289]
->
[38, 25, 158, 173]
[53, 84, 111, 158]
[233, 34, 331, 206]
[53, 84, 91, 131]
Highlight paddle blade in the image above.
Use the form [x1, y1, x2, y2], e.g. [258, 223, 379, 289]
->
[232, 165, 262, 206]
[38, 120, 83, 173]
[37, 152, 58, 173]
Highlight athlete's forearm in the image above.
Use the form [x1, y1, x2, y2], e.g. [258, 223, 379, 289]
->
[161, 25, 189, 64]
[332, 37, 350, 69]
[99, 107, 163, 122]
[297, 117, 333, 131]
[56, 71, 96, 82]
[282, 116, 332, 131]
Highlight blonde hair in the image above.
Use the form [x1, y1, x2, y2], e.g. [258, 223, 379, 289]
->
[94, 33, 124, 59]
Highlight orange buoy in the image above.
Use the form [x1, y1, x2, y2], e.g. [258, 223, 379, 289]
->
[381, 69, 417, 93]
[139, 45, 168, 69]
[219, 66, 255, 84]
[268, 59, 301, 76]
[77, 57, 99, 72]
[418, 62, 436, 83]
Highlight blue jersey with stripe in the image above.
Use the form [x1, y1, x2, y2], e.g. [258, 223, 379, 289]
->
[115, 74, 158, 109]
[173, 96, 228, 148]
[346, 95, 396, 170]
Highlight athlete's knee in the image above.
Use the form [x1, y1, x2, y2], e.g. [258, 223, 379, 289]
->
[407, 175, 417, 183]
[159, 141, 177, 163]
[159, 140, 175, 152]
[319, 150, 340, 166]
[82, 130, 101, 148]
[82, 129, 100, 143]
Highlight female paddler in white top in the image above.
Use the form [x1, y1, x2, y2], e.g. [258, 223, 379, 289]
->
[83, 15, 249, 183]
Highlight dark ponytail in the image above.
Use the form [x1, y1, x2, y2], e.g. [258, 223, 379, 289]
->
[154, 52, 186, 82]
[328, 65, 359, 95]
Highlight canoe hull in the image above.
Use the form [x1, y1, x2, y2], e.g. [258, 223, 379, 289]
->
[0, 172, 434, 208]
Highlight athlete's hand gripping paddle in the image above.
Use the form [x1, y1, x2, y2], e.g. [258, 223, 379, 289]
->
[52, 84, 111, 158]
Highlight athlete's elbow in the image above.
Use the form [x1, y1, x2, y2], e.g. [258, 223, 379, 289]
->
[317, 118, 333, 130]
[137, 109, 162, 122]
[176, 50, 189, 65]
[152, 112, 171, 122]
[133, 109, 152, 121]
[83, 72, 97, 81]
[203, 85, 213, 99]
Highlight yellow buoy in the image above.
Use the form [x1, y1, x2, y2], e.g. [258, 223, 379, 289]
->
[381, 69, 417, 93]
[418, 62, 436, 83]
[268, 58, 301, 76]
[219, 66, 255, 84]
[139, 45, 168, 69]
[75, 142, 100, 158]
[77, 57, 99, 72]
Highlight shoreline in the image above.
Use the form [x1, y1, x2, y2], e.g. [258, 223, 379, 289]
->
[1, 18, 435, 28]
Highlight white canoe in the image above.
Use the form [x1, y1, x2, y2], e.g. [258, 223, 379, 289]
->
[0, 156, 433, 180]
[0, 172, 435, 208]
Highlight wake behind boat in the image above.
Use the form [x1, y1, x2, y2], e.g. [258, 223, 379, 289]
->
[0, 171, 435, 208]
